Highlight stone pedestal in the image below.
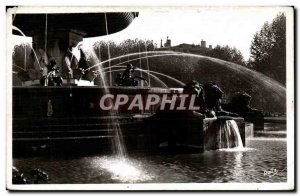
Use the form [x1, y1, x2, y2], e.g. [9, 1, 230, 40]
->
[245, 122, 254, 138]
[146, 115, 248, 153]
[32, 28, 86, 68]
[12, 86, 253, 155]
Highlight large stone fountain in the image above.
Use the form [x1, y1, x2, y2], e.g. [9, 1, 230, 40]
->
[11, 9, 251, 156]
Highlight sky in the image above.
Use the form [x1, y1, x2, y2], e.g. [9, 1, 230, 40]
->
[11, 7, 288, 60]
[84, 7, 286, 60]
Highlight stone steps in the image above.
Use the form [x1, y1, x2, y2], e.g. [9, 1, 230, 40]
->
[13, 127, 143, 140]
[13, 116, 147, 142]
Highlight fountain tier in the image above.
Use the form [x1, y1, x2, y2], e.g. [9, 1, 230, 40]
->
[12, 12, 138, 70]
[12, 86, 251, 155]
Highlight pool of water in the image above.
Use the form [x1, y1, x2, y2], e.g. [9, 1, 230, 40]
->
[13, 137, 287, 184]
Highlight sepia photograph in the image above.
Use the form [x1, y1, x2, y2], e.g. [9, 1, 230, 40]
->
[6, 6, 294, 191]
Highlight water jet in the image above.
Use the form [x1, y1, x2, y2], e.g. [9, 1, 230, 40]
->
[11, 9, 260, 156]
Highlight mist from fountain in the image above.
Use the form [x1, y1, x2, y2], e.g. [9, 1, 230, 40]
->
[178, 53, 285, 99]
[97, 52, 285, 106]
[93, 50, 286, 157]
[87, 50, 285, 100]
[79, 45, 186, 182]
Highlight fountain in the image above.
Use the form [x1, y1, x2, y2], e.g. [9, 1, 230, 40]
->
[9, 8, 290, 187]
[10, 8, 287, 157]
[11, 10, 140, 157]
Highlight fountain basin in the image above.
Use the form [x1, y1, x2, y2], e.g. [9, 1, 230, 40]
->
[13, 86, 183, 118]
[12, 86, 252, 155]
[145, 115, 248, 152]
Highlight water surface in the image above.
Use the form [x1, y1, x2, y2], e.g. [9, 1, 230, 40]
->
[13, 137, 286, 183]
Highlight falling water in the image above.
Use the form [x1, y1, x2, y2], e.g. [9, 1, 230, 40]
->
[24, 42, 27, 70]
[98, 50, 285, 100]
[44, 14, 48, 58]
[104, 13, 112, 86]
[12, 26, 41, 70]
[79, 47, 156, 181]
[103, 13, 126, 157]
[218, 120, 243, 149]
[138, 68, 185, 86]
[84, 51, 179, 71]
[144, 41, 151, 86]
[171, 53, 285, 100]
[80, 45, 126, 157]
[81, 48, 285, 153]
[103, 68, 169, 88]
[138, 43, 143, 85]
[87, 50, 285, 103]
[101, 53, 182, 71]
[103, 66, 184, 87]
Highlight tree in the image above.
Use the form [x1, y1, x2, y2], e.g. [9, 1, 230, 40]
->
[12, 43, 32, 71]
[249, 13, 286, 85]
[93, 39, 156, 61]
[92, 39, 157, 85]
[204, 45, 246, 66]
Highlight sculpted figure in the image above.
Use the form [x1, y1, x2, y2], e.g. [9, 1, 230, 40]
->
[202, 82, 239, 118]
[115, 64, 148, 86]
[40, 58, 63, 86]
[147, 80, 206, 152]
[228, 92, 259, 113]
[13, 166, 49, 184]
[62, 45, 78, 81]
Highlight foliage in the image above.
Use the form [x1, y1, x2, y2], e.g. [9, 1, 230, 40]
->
[92, 39, 157, 85]
[93, 39, 156, 62]
[249, 13, 286, 85]
[12, 43, 32, 72]
[91, 38, 285, 113]
[204, 45, 246, 66]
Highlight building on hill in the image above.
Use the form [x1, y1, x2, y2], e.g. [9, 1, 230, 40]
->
[160, 36, 171, 48]
[158, 37, 212, 54]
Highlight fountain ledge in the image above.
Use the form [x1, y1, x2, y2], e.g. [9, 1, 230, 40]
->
[12, 86, 254, 155]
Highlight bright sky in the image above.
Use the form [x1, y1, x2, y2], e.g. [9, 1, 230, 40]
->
[84, 7, 286, 60]
[11, 7, 287, 60]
